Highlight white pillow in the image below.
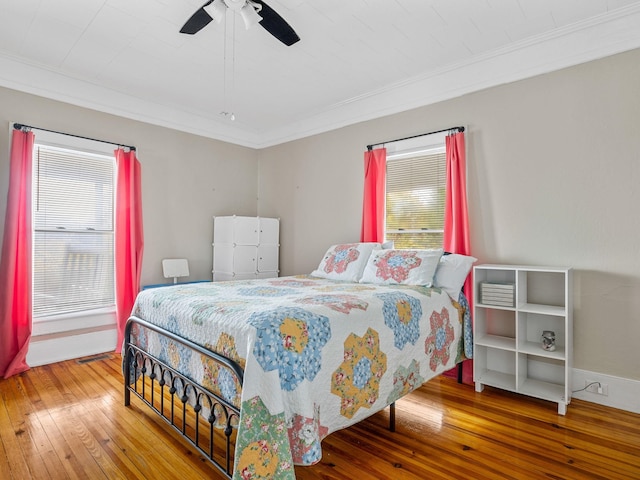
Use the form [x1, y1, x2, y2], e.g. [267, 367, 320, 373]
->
[311, 243, 381, 282]
[433, 253, 477, 299]
[360, 249, 443, 286]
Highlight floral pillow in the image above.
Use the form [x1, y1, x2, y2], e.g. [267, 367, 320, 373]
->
[360, 248, 443, 286]
[311, 243, 382, 282]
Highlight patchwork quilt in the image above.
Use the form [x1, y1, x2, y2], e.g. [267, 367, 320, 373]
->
[128, 275, 472, 480]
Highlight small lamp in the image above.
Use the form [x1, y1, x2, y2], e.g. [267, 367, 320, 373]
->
[162, 258, 190, 284]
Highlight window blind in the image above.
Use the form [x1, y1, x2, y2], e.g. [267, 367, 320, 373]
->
[32, 144, 115, 317]
[385, 151, 446, 249]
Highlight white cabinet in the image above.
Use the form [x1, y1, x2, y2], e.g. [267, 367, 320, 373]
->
[473, 264, 573, 414]
[213, 216, 279, 281]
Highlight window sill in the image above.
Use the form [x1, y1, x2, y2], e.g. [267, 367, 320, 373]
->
[32, 307, 116, 336]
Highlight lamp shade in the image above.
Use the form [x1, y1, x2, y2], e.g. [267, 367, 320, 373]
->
[203, 0, 227, 23]
[240, 3, 262, 29]
[162, 258, 190, 284]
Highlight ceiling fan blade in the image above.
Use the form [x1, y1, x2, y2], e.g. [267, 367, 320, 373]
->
[253, 0, 300, 46]
[180, 2, 215, 35]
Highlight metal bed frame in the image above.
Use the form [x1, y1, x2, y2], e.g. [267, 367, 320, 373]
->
[123, 315, 463, 477]
[123, 316, 245, 479]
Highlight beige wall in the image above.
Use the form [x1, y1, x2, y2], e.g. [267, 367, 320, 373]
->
[1, 48, 639, 382]
[0, 88, 259, 286]
[258, 48, 640, 381]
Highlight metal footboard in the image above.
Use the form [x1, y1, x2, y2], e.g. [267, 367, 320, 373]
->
[123, 316, 244, 479]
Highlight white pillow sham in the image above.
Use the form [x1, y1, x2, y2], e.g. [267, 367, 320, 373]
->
[360, 248, 443, 286]
[311, 242, 381, 282]
[433, 253, 477, 299]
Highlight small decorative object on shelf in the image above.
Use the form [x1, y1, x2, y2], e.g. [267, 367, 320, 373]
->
[541, 330, 556, 351]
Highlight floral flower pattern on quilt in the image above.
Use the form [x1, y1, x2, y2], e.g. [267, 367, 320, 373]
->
[202, 332, 246, 408]
[190, 301, 226, 326]
[424, 307, 455, 371]
[126, 275, 471, 479]
[131, 323, 148, 351]
[157, 335, 194, 397]
[377, 292, 422, 350]
[216, 300, 254, 315]
[392, 284, 439, 296]
[386, 360, 425, 405]
[249, 307, 331, 391]
[238, 286, 297, 297]
[235, 396, 294, 480]
[287, 405, 329, 465]
[371, 250, 422, 283]
[269, 277, 318, 288]
[125, 323, 149, 384]
[156, 315, 191, 372]
[331, 328, 387, 418]
[313, 284, 375, 293]
[148, 284, 219, 309]
[322, 243, 361, 274]
[296, 294, 368, 314]
[449, 298, 467, 363]
[455, 292, 473, 359]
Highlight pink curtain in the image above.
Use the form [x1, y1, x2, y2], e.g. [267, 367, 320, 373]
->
[114, 148, 144, 352]
[443, 131, 473, 384]
[0, 128, 34, 378]
[360, 148, 387, 242]
[444, 132, 471, 260]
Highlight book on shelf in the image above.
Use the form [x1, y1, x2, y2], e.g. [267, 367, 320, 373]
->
[480, 282, 515, 291]
[481, 298, 515, 307]
[480, 282, 515, 307]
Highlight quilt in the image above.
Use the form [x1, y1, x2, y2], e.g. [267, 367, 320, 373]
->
[128, 275, 473, 480]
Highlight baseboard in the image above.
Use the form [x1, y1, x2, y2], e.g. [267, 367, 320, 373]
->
[572, 368, 640, 414]
[26, 325, 117, 367]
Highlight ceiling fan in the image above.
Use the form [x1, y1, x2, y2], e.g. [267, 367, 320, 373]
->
[180, 0, 300, 46]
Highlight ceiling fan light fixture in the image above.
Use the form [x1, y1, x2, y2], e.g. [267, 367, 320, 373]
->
[223, 0, 245, 12]
[181, 0, 299, 46]
[203, 0, 227, 24]
[240, 3, 262, 29]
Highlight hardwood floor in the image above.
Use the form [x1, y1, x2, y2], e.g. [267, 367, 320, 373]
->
[1, 354, 639, 480]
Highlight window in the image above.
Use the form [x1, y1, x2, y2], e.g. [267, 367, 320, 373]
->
[385, 143, 446, 249]
[32, 143, 115, 317]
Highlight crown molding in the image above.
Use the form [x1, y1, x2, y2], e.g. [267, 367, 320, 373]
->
[1, 4, 640, 149]
[0, 51, 263, 147]
[257, 3, 640, 147]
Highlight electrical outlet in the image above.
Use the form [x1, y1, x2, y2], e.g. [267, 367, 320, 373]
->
[585, 380, 609, 396]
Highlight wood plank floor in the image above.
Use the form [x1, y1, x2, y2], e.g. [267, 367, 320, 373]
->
[1, 354, 639, 479]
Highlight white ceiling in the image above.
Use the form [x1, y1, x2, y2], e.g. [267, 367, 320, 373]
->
[1, 0, 640, 148]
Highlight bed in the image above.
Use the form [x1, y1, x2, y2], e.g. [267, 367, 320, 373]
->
[123, 245, 474, 480]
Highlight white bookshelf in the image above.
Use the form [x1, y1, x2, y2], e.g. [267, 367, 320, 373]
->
[473, 264, 573, 414]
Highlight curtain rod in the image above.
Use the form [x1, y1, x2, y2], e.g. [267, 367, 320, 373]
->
[366, 125, 464, 151]
[13, 123, 136, 151]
